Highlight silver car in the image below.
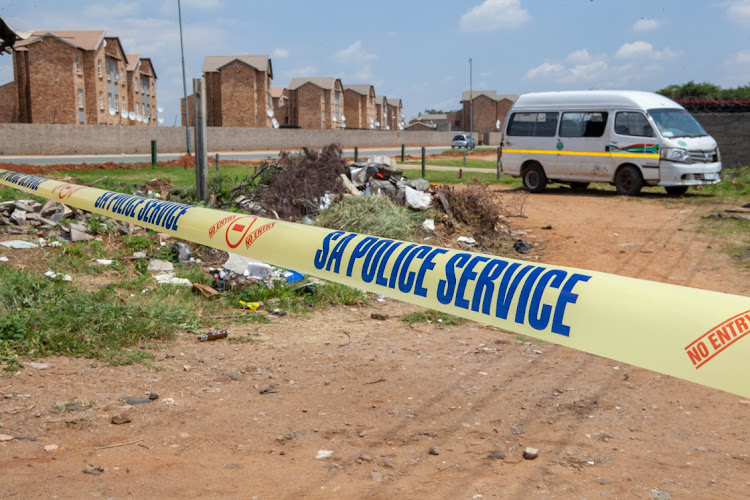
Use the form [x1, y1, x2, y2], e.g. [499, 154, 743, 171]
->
[451, 134, 475, 149]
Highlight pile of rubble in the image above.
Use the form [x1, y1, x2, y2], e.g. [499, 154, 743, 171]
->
[340, 156, 434, 211]
[0, 198, 134, 241]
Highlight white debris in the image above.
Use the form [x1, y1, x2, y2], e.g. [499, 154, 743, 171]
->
[457, 236, 477, 245]
[95, 259, 114, 266]
[147, 259, 174, 272]
[316, 450, 334, 459]
[404, 186, 431, 211]
[44, 270, 72, 282]
[0, 256, 8, 262]
[223, 253, 273, 278]
[153, 273, 191, 286]
[1, 240, 39, 249]
[422, 218, 435, 231]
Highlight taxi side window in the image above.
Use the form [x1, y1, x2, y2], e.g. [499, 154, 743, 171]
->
[615, 112, 654, 137]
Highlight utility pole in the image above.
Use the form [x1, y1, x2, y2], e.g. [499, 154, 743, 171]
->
[469, 57, 473, 149]
[178, 0, 191, 154]
[193, 78, 208, 202]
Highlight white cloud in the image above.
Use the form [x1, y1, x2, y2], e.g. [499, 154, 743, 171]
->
[272, 48, 289, 59]
[567, 49, 592, 65]
[633, 18, 660, 31]
[720, 50, 750, 86]
[334, 41, 377, 64]
[83, 3, 140, 18]
[279, 65, 318, 81]
[615, 41, 679, 61]
[524, 49, 609, 84]
[459, 0, 530, 32]
[726, 0, 750, 25]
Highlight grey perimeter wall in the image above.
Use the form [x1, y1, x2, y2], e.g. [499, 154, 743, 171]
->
[693, 113, 749, 168]
[0, 123, 504, 156]
[0, 115, 745, 168]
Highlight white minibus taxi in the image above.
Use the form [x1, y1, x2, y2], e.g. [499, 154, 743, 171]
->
[499, 91, 721, 195]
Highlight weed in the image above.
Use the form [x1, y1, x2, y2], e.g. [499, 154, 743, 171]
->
[54, 399, 94, 413]
[401, 309, 464, 326]
[309, 282, 367, 306]
[121, 234, 154, 253]
[316, 195, 422, 241]
[175, 263, 211, 285]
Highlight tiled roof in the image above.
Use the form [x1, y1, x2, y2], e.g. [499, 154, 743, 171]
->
[343, 84, 374, 96]
[125, 53, 140, 72]
[203, 55, 270, 74]
[270, 86, 286, 99]
[15, 30, 105, 51]
[461, 90, 518, 102]
[288, 77, 339, 91]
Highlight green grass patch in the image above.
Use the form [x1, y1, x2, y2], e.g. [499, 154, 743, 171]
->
[401, 158, 498, 169]
[227, 280, 366, 314]
[439, 147, 497, 155]
[0, 187, 48, 204]
[48, 164, 259, 190]
[693, 166, 750, 202]
[417, 170, 516, 185]
[0, 266, 194, 370]
[697, 215, 750, 269]
[401, 309, 465, 326]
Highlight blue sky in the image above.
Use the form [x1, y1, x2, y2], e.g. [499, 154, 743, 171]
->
[1, 0, 749, 125]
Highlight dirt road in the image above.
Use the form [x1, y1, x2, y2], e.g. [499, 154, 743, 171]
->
[1, 186, 748, 499]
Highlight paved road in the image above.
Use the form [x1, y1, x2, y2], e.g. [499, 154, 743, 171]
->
[0, 146, 448, 166]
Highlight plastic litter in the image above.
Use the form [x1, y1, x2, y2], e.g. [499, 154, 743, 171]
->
[283, 270, 304, 283]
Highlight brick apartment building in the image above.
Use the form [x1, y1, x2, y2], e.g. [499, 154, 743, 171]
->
[342, 84, 375, 129]
[126, 54, 157, 126]
[0, 30, 156, 126]
[453, 90, 517, 133]
[201, 55, 273, 128]
[374, 95, 388, 130]
[386, 97, 403, 130]
[287, 77, 344, 130]
[270, 86, 288, 126]
[407, 113, 450, 131]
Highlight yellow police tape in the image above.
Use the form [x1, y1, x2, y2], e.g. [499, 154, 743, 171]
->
[1, 169, 749, 397]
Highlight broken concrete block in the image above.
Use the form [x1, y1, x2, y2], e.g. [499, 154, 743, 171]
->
[41, 200, 65, 217]
[10, 209, 27, 225]
[147, 259, 174, 272]
[69, 223, 94, 242]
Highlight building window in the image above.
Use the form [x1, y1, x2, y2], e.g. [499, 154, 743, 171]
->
[78, 88, 84, 108]
[99, 91, 104, 110]
[115, 94, 119, 111]
[134, 77, 138, 92]
[76, 56, 82, 75]
[122, 96, 126, 110]
[107, 93, 112, 109]
[97, 59, 102, 78]
[135, 102, 139, 115]
[120, 68, 125, 85]
[114, 65, 118, 83]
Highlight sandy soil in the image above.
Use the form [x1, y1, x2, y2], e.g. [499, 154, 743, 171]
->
[1, 182, 749, 499]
